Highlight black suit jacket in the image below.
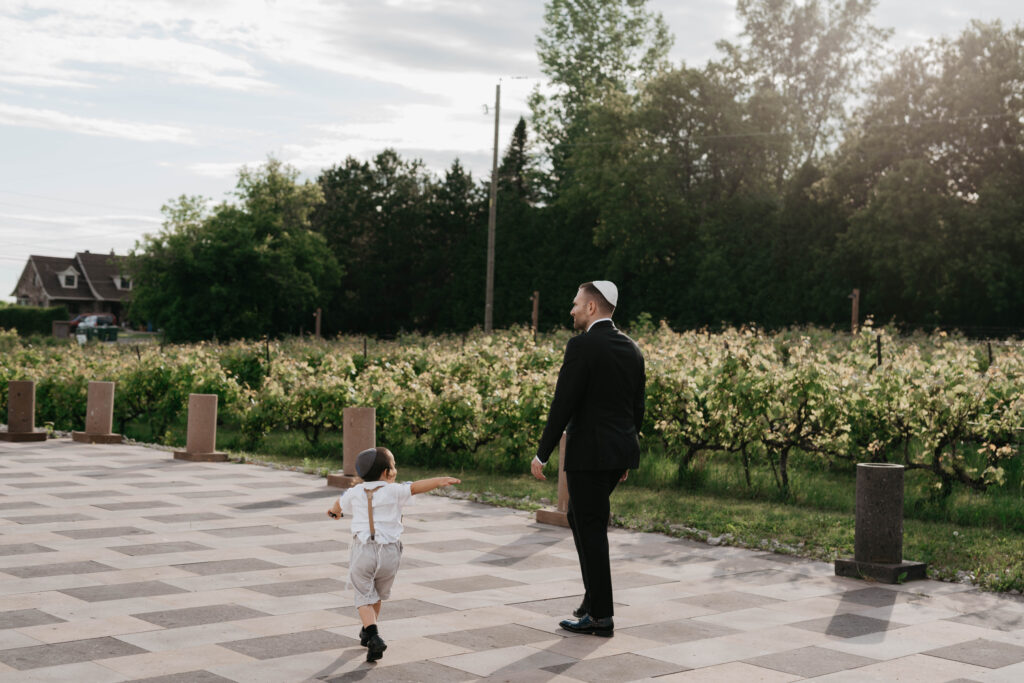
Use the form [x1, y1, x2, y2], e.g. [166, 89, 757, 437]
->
[536, 320, 646, 471]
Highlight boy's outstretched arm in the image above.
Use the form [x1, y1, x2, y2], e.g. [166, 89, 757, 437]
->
[410, 477, 461, 495]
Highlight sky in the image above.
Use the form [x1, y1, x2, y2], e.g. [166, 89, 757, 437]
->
[2, 0, 1023, 302]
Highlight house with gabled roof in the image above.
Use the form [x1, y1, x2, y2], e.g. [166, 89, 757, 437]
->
[10, 251, 132, 318]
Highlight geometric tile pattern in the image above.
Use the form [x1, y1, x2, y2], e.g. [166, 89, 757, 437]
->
[0, 438, 1022, 682]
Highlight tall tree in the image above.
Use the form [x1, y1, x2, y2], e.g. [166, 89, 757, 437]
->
[717, 0, 890, 186]
[130, 159, 339, 342]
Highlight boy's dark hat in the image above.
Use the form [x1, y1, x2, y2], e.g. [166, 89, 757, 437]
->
[355, 448, 379, 479]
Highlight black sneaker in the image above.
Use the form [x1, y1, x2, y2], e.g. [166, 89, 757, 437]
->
[359, 626, 369, 646]
[366, 633, 387, 662]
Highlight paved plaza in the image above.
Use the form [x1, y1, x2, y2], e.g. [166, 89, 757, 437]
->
[0, 439, 1023, 682]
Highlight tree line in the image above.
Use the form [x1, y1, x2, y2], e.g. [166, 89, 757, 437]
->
[129, 0, 1024, 342]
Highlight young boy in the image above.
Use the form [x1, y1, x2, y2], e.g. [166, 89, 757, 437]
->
[327, 446, 460, 662]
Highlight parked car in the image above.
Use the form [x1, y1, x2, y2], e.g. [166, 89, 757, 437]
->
[69, 312, 116, 331]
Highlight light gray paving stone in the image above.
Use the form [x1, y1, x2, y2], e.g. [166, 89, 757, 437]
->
[952, 607, 1024, 632]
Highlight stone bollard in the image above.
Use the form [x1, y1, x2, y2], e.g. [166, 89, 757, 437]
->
[0, 381, 47, 442]
[835, 463, 927, 583]
[72, 381, 122, 445]
[536, 433, 569, 527]
[173, 394, 227, 462]
[327, 407, 375, 489]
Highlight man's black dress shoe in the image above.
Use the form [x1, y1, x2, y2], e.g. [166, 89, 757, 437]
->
[559, 615, 614, 637]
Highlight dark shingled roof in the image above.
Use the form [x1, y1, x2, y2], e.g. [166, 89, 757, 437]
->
[29, 255, 94, 301]
[76, 252, 131, 302]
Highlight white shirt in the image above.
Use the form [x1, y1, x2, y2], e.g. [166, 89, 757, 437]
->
[339, 481, 413, 544]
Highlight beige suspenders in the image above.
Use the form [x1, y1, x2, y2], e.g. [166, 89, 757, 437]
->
[365, 487, 376, 541]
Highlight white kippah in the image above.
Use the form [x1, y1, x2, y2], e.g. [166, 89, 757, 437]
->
[592, 280, 618, 308]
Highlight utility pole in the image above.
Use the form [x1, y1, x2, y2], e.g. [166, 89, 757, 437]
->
[485, 82, 500, 333]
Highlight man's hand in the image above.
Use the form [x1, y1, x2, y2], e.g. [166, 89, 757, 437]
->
[531, 457, 547, 481]
[619, 469, 629, 483]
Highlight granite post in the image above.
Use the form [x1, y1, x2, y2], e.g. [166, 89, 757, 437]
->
[72, 381, 122, 444]
[0, 381, 47, 442]
[835, 463, 927, 583]
[536, 433, 569, 527]
[327, 407, 375, 488]
[173, 394, 227, 462]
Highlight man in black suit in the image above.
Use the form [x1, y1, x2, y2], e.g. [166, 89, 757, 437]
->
[532, 281, 646, 637]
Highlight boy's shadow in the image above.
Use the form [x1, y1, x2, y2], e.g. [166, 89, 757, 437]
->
[307, 647, 375, 682]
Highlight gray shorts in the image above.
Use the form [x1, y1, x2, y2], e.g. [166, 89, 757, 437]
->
[348, 538, 402, 607]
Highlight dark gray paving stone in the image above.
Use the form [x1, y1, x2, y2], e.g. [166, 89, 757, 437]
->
[544, 653, 684, 682]
[291, 488, 341, 499]
[132, 603, 269, 628]
[416, 574, 525, 593]
[130, 672, 236, 683]
[145, 512, 229, 523]
[61, 580, 188, 602]
[233, 499, 292, 510]
[924, 638, 1024, 668]
[489, 543, 564, 559]
[473, 554, 578, 570]
[622, 618, 737, 643]
[277, 512, 329, 523]
[512, 596, 625, 618]
[831, 587, 910, 607]
[792, 613, 908, 638]
[952, 608, 1024, 632]
[112, 541, 212, 556]
[0, 472, 41, 478]
[61, 490, 127, 498]
[0, 543, 55, 556]
[2, 560, 115, 578]
[172, 558, 284, 575]
[8, 481, 83, 489]
[428, 624, 556, 651]
[246, 578, 348, 597]
[57, 526, 152, 539]
[266, 540, 349, 555]
[221, 629, 356, 659]
[676, 591, 784, 612]
[471, 524, 548, 536]
[5, 513, 94, 524]
[398, 556, 440, 569]
[322, 659, 477, 682]
[0, 608, 66, 630]
[0, 501, 44, 511]
[201, 525, 288, 537]
[745, 646, 878, 677]
[333, 598, 454, 620]
[240, 481, 296, 489]
[0, 636, 147, 670]
[407, 538, 498, 553]
[714, 568, 813, 585]
[93, 500, 179, 511]
[132, 481, 198, 489]
[176, 490, 246, 498]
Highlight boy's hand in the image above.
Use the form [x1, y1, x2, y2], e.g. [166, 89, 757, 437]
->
[441, 477, 461, 487]
[327, 501, 342, 519]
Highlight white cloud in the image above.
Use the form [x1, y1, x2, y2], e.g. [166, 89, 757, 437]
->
[186, 161, 261, 179]
[0, 103, 193, 143]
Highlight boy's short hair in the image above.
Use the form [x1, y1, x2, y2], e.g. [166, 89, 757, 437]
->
[356, 447, 394, 481]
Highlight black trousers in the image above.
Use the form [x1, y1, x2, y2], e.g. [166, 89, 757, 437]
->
[565, 468, 625, 619]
